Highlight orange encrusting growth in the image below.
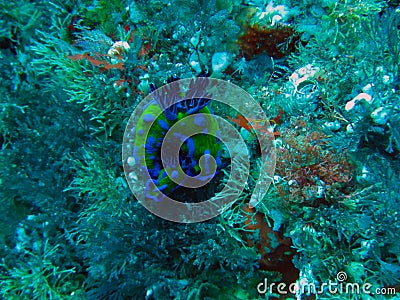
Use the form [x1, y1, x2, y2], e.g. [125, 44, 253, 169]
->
[241, 205, 299, 285]
[228, 107, 283, 137]
[228, 115, 253, 133]
[67, 53, 124, 71]
[237, 24, 300, 60]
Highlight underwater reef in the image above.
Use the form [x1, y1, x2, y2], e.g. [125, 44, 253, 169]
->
[1, 0, 400, 299]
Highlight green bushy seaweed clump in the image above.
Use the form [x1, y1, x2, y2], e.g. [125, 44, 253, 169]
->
[0, 240, 85, 299]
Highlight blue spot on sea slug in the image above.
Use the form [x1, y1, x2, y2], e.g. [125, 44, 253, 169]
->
[194, 114, 206, 127]
[143, 114, 156, 123]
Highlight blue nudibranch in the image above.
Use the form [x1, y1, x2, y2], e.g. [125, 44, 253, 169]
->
[133, 76, 223, 201]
